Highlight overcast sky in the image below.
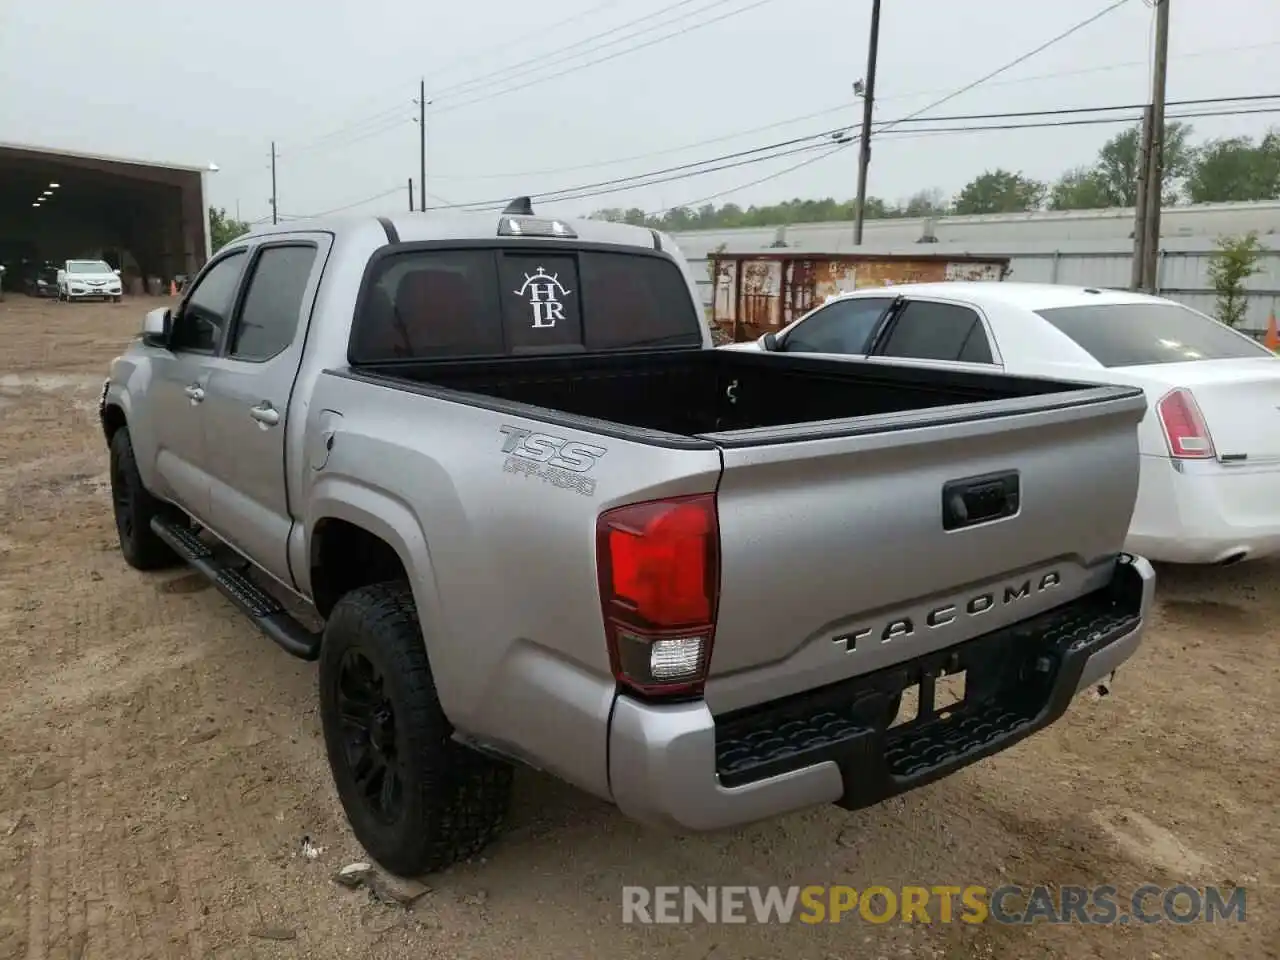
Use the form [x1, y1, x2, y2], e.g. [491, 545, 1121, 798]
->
[2, 0, 1277, 224]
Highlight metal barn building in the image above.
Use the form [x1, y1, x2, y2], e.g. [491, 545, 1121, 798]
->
[0, 141, 212, 296]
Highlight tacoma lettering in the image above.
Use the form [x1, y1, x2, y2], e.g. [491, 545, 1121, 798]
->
[834, 571, 1061, 651]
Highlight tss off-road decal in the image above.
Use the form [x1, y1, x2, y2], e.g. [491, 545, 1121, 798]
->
[499, 425, 606, 497]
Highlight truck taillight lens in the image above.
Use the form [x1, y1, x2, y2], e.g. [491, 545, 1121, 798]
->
[596, 494, 719, 699]
[1157, 388, 1215, 459]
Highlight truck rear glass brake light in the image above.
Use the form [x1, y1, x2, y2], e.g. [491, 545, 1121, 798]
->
[497, 216, 577, 239]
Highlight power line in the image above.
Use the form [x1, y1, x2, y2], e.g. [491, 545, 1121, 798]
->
[303, 186, 407, 218]
[287, 104, 412, 155]
[646, 146, 852, 217]
[427, 94, 1280, 210]
[423, 0, 1133, 183]
[872, 0, 1136, 136]
[234, 0, 780, 179]
[282, 98, 1280, 219]
[223, 30, 1277, 180]
[873, 39, 1280, 106]
[281, 0, 751, 157]
[274, 0, 632, 153]
[286, 111, 413, 158]
[423, 45, 1280, 183]
[429, 0, 742, 103]
[464, 102, 1280, 211]
[857, 103, 1280, 139]
[431, 0, 782, 117]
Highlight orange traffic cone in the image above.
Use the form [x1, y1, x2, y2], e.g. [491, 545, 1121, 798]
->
[169, 280, 178, 296]
[1265, 310, 1280, 351]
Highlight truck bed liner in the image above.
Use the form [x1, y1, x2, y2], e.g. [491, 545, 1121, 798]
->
[351, 348, 1132, 441]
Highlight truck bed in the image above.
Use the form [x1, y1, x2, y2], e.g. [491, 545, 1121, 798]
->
[331, 344, 1147, 717]
[350, 348, 1134, 443]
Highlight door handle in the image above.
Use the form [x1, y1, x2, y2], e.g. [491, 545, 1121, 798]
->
[184, 384, 205, 403]
[249, 403, 280, 427]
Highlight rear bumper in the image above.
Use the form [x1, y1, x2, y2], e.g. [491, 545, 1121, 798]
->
[609, 554, 1155, 832]
[1128, 455, 1280, 563]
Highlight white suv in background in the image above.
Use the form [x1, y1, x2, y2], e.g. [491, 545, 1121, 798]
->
[58, 259, 123, 302]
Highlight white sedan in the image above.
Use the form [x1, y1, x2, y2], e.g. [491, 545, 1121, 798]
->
[724, 281, 1280, 566]
[57, 259, 123, 302]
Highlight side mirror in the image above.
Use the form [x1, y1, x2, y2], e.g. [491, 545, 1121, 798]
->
[113, 268, 122, 276]
[761, 332, 780, 352]
[142, 307, 172, 348]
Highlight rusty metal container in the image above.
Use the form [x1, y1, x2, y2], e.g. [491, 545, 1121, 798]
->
[709, 251, 1010, 342]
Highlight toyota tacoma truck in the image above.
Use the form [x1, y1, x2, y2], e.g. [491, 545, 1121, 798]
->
[100, 201, 1156, 877]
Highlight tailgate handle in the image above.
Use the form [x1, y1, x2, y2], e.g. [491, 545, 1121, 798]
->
[942, 471, 1020, 531]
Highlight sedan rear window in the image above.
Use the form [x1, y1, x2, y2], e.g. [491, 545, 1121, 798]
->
[1035, 302, 1274, 367]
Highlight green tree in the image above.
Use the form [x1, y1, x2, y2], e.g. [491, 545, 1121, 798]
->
[209, 206, 251, 251]
[1185, 131, 1280, 203]
[1092, 121, 1196, 207]
[1048, 166, 1114, 210]
[953, 169, 1047, 215]
[1206, 232, 1265, 328]
[900, 188, 949, 218]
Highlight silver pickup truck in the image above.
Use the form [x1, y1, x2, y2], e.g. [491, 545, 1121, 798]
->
[101, 202, 1155, 877]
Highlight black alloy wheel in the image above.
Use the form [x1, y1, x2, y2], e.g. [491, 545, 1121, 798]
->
[334, 648, 404, 824]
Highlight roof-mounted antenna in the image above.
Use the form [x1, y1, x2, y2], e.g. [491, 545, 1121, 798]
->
[503, 196, 534, 215]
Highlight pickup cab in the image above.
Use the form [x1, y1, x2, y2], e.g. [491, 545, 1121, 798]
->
[100, 202, 1156, 877]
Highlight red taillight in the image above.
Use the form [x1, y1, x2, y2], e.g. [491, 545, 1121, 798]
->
[1156, 388, 1215, 459]
[596, 494, 720, 699]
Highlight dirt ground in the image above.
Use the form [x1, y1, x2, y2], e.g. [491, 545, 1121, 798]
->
[0, 294, 1276, 960]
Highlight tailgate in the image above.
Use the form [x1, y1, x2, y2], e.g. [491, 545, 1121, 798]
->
[699, 388, 1147, 715]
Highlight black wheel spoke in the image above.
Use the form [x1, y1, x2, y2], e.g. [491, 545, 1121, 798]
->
[378, 765, 400, 815]
[352, 748, 380, 788]
[335, 648, 403, 825]
[339, 703, 370, 732]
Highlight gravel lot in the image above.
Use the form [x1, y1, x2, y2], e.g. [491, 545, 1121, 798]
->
[0, 295, 1276, 960]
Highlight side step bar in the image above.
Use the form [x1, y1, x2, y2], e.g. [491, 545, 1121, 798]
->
[150, 516, 321, 661]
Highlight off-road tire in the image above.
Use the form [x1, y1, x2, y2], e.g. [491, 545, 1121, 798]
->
[109, 427, 180, 570]
[319, 581, 513, 877]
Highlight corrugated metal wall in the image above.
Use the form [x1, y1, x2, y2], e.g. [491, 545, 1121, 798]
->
[675, 230, 1280, 334]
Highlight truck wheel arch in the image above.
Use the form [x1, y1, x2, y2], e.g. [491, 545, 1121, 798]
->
[101, 401, 128, 442]
[306, 490, 444, 656]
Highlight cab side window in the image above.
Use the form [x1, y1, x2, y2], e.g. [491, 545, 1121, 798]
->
[782, 297, 894, 354]
[228, 245, 318, 361]
[875, 300, 995, 364]
[170, 252, 247, 353]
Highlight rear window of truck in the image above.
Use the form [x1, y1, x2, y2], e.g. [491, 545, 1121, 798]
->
[349, 247, 703, 362]
[1035, 302, 1275, 367]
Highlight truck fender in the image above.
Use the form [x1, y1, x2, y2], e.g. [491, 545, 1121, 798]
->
[104, 364, 163, 495]
[305, 477, 447, 679]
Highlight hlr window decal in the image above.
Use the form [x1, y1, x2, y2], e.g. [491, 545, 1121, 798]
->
[514, 267, 573, 328]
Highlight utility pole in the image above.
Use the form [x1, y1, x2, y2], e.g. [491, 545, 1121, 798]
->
[269, 141, 278, 225]
[408, 178, 415, 212]
[417, 79, 427, 213]
[1130, 104, 1152, 290]
[852, 0, 882, 246]
[1140, 0, 1171, 293]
